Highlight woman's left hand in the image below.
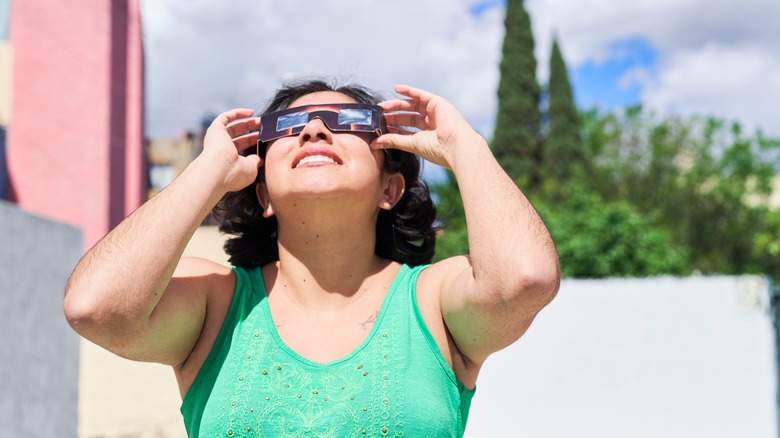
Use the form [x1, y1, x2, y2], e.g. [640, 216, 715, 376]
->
[373, 85, 484, 169]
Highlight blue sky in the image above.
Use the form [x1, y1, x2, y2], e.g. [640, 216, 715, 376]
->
[468, 0, 658, 111]
[140, 0, 780, 142]
[527, 0, 779, 137]
[468, 0, 505, 17]
[572, 38, 657, 111]
[0, 0, 11, 40]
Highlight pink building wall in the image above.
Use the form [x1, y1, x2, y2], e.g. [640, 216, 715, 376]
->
[8, 0, 145, 249]
[124, 3, 145, 217]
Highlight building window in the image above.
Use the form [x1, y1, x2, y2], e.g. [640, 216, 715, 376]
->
[149, 163, 175, 191]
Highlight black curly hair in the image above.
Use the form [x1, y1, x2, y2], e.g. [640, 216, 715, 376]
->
[212, 77, 439, 269]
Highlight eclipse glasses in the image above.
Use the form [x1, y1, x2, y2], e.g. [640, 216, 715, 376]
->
[256, 103, 387, 157]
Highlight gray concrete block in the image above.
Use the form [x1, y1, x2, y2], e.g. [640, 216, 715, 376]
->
[0, 201, 82, 438]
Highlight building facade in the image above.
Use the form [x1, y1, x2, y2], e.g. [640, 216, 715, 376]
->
[5, 0, 145, 249]
[1, 2, 146, 436]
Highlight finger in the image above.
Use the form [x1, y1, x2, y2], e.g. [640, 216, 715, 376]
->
[226, 117, 260, 138]
[385, 125, 418, 136]
[394, 85, 438, 111]
[373, 125, 418, 139]
[244, 153, 262, 169]
[382, 112, 428, 131]
[233, 131, 259, 151]
[380, 99, 426, 116]
[383, 98, 428, 119]
[238, 149, 263, 172]
[214, 108, 256, 127]
[394, 84, 437, 103]
[371, 132, 416, 153]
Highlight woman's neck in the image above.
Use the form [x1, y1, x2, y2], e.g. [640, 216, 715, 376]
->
[269, 203, 388, 311]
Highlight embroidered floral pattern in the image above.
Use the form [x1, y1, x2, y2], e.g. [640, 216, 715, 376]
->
[183, 265, 473, 437]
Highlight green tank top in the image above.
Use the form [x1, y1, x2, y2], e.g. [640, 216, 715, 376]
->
[181, 264, 476, 437]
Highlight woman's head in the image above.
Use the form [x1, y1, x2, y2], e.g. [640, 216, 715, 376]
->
[213, 77, 439, 268]
[257, 90, 393, 211]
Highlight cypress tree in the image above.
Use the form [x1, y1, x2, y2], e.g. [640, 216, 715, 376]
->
[493, 0, 542, 188]
[545, 37, 585, 188]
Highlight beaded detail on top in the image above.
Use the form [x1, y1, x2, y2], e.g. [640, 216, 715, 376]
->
[181, 264, 475, 437]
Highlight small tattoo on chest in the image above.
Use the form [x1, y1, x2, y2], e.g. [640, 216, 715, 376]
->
[359, 311, 378, 331]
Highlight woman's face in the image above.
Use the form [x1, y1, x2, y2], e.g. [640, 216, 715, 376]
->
[259, 91, 396, 215]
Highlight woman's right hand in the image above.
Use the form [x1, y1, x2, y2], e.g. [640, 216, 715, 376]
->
[201, 108, 262, 193]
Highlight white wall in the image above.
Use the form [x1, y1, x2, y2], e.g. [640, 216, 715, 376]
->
[465, 276, 777, 437]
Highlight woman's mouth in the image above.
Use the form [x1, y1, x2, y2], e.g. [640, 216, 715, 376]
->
[292, 148, 343, 168]
[295, 155, 338, 168]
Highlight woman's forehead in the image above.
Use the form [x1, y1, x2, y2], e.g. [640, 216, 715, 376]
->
[289, 91, 358, 108]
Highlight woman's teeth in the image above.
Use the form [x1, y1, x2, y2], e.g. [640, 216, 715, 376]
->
[296, 155, 337, 167]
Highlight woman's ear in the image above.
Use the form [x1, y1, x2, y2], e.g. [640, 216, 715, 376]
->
[255, 183, 275, 218]
[378, 172, 405, 211]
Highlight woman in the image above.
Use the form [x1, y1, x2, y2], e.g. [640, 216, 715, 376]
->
[64, 78, 560, 437]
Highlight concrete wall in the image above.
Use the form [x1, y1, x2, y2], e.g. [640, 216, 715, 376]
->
[1, 127, 7, 200]
[0, 202, 83, 437]
[78, 226, 228, 438]
[79, 341, 187, 438]
[465, 275, 777, 437]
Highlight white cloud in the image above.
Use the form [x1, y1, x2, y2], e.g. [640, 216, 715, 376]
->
[642, 44, 780, 135]
[527, 0, 780, 136]
[140, 0, 504, 138]
[141, 0, 780, 140]
[617, 66, 652, 93]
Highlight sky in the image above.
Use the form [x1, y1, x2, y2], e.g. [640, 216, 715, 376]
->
[140, 0, 780, 145]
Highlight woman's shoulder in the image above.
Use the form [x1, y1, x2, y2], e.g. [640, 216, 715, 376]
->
[173, 256, 239, 304]
[417, 255, 472, 288]
[176, 256, 235, 278]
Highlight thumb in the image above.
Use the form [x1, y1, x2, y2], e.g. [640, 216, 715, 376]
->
[372, 133, 414, 153]
[244, 154, 262, 174]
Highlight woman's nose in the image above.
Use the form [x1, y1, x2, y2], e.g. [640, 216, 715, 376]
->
[298, 118, 333, 145]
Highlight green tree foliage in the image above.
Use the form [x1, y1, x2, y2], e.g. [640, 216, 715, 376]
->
[431, 172, 469, 262]
[492, 0, 541, 188]
[755, 208, 780, 280]
[533, 190, 689, 278]
[434, 101, 780, 279]
[431, 5, 780, 280]
[435, 0, 541, 262]
[543, 38, 586, 189]
[581, 108, 780, 277]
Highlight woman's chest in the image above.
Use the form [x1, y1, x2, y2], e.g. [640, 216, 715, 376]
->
[199, 313, 457, 437]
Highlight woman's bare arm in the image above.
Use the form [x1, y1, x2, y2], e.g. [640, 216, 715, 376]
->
[377, 86, 560, 367]
[64, 109, 260, 366]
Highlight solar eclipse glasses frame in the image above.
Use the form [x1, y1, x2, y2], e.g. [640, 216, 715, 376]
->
[256, 103, 387, 157]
